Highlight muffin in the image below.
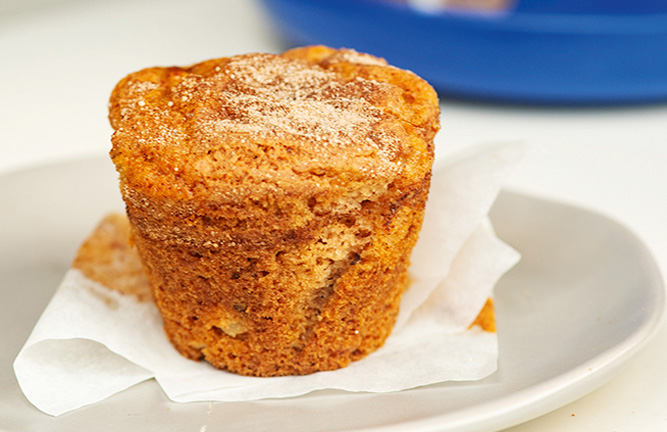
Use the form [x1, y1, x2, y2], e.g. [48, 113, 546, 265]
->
[108, 45, 440, 376]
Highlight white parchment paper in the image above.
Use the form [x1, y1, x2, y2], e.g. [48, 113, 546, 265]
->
[13, 142, 525, 416]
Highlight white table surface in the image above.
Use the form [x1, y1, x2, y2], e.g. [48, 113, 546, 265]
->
[1, 0, 666, 430]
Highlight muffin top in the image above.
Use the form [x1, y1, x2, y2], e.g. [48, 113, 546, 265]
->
[108, 46, 439, 202]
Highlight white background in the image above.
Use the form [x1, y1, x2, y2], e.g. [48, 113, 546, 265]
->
[1, 0, 666, 430]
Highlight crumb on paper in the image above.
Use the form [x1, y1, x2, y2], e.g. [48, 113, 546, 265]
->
[469, 298, 496, 332]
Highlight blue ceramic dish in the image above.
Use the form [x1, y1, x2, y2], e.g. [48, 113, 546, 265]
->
[260, 0, 667, 104]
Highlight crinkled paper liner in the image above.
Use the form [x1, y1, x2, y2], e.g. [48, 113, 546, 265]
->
[14, 142, 525, 416]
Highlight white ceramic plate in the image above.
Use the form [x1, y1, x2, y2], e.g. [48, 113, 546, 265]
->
[1, 158, 664, 432]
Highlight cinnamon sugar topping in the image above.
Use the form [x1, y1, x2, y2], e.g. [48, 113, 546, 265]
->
[192, 54, 401, 159]
[110, 51, 412, 184]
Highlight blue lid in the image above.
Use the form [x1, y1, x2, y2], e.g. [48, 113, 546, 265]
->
[261, 0, 667, 104]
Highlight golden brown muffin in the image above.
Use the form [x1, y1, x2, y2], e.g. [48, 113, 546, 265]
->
[108, 46, 440, 376]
